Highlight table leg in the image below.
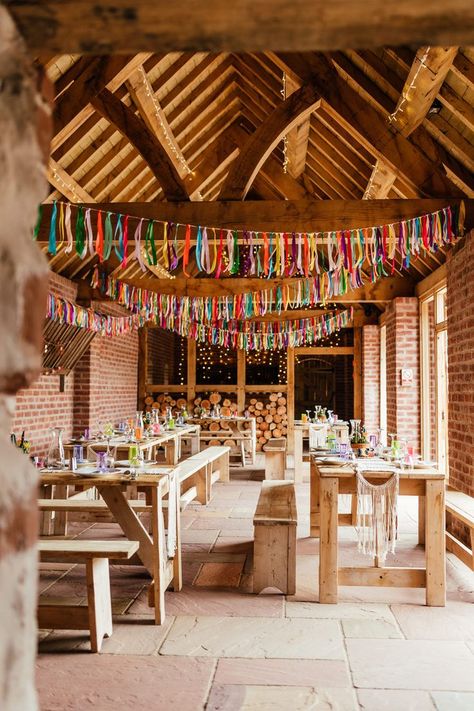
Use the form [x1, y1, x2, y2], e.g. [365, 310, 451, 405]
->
[418, 496, 426, 545]
[190, 431, 200, 455]
[150, 487, 166, 623]
[310, 458, 320, 537]
[40, 484, 54, 536]
[165, 437, 178, 465]
[294, 428, 303, 483]
[171, 477, 182, 592]
[319, 476, 339, 604]
[53, 484, 69, 536]
[425, 480, 446, 606]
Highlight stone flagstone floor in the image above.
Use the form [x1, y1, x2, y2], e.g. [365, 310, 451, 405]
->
[37, 474, 474, 711]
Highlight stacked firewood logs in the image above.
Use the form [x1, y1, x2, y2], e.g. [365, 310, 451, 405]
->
[246, 393, 288, 452]
[193, 393, 239, 448]
[144, 393, 187, 414]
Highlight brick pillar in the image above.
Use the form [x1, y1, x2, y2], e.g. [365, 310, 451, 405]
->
[384, 297, 420, 453]
[0, 9, 51, 710]
[362, 325, 380, 437]
[447, 230, 474, 498]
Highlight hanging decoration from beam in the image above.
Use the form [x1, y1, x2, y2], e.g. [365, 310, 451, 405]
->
[35, 201, 464, 283]
[47, 293, 145, 337]
[47, 286, 353, 350]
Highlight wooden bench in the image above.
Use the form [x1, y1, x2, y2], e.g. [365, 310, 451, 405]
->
[253, 481, 297, 594]
[446, 487, 474, 570]
[263, 437, 287, 480]
[38, 539, 139, 652]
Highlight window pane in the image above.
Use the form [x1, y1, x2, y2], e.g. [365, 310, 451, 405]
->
[147, 329, 187, 385]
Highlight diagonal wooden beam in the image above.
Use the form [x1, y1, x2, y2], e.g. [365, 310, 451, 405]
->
[89, 88, 189, 201]
[363, 160, 397, 199]
[52, 54, 152, 151]
[284, 74, 310, 178]
[389, 47, 458, 136]
[273, 52, 466, 198]
[126, 66, 191, 181]
[45, 160, 95, 203]
[220, 84, 321, 200]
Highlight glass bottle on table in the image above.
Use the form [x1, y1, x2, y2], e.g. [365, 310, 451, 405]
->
[46, 427, 65, 469]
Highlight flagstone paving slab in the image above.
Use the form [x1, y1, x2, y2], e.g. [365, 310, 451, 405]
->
[194, 561, 244, 587]
[357, 689, 436, 710]
[431, 691, 474, 710]
[98, 617, 174, 655]
[180, 529, 220, 544]
[285, 601, 396, 621]
[36, 654, 216, 711]
[213, 658, 351, 687]
[347, 639, 474, 690]
[160, 616, 345, 659]
[156, 588, 284, 617]
[391, 601, 474, 640]
[206, 684, 358, 711]
[341, 618, 403, 639]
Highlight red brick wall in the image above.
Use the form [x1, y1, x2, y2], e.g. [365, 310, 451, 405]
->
[383, 297, 420, 453]
[73, 300, 139, 435]
[12, 274, 139, 455]
[447, 230, 474, 497]
[362, 325, 380, 437]
[11, 274, 78, 456]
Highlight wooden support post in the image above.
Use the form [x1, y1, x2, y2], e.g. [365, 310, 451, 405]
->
[187, 339, 196, 405]
[353, 327, 362, 419]
[287, 348, 295, 456]
[138, 327, 148, 410]
[237, 349, 246, 415]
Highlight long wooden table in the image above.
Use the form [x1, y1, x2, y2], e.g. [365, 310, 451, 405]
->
[66, 424, 200, 466]
[39, 467, 181, 624]
[311, 459, 446, 606]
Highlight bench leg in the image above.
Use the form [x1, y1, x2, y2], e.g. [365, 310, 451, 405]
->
[86, 558, 113, 653]
[219, 451, 230, 483]
[253, 524, 296, 595]
[310, 458, 320, 537]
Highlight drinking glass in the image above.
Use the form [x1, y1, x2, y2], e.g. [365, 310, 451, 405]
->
[96, 452, 107, 472]
[73, 444, 84, 463]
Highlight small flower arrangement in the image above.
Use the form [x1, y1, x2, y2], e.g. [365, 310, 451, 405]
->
[10, 432, 31, 454]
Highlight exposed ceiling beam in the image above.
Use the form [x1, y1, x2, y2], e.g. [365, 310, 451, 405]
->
[364, 160, 397, 199]
[272, 53, 465, 197]
[8, 2, 474, 53]
[45, 160, 95, 203]
[389, 47, 458, 136]
[52, 54, 152, 151]
[220, 84, 321, 199]
[283, 74, 310, 178]
[37, 199, 472, 237]
[89, 88, 189, 201]
[114, 274, 417, 301]
[126, 66, 191, 181]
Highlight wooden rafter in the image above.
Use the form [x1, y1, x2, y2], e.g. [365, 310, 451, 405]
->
[273, 52, 468, 197]
[90, 89, 189, 201]
[46, 160, 95, 203]
[220, 84, 321, 199]
[126, 67, 191, 181]
[284, 75, 310, 178]
[364, 160, 397, 199]
[389, 47, 458, 136]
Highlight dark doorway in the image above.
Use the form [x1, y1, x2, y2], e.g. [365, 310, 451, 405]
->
[294, 354, 354, 421]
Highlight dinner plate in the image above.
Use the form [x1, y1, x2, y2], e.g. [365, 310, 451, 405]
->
[414, 461, 438, 469]
[115, 459, 157, 467]
[318, 457, 344, 465]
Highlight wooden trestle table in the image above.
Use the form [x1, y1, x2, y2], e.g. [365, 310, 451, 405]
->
[66, 424, 200, 466]
[310, 458, 446, 606]
[39, 467, 181, 624]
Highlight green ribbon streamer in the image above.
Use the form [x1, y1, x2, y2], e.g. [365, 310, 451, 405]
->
[104, 212, 113, 260]
[145, 220, 157, 265]
[75, 206, 85, 256]
[48, 202, 57, 255]
[231, 230, 240, 274]
[33, 204, 43, 241]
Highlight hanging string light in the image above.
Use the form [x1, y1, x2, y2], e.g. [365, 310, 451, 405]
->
[388, 47, 431, 124]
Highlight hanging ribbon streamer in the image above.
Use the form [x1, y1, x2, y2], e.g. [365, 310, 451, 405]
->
[48, 202, 58, 255]
[47, 292, 144, 337]
[96, 210, 104, 262]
